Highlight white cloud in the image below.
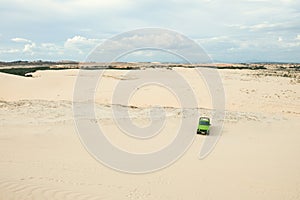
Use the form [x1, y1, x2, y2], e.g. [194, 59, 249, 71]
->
[2, 0, 135, 23]
[2, 36, 102, 60]
[41, 43, 58, 49]
[196, 36, 229, 44]
[11, 37, 32, 43]
[228, 22, 284, 31]
[85, 29, 213, 63]
[0, 48, 20, 54]
[1, 0, 300, 62]
[249, 23, 280, 30]
[64, 35, 102, 54]
[65, 36, 99, 47]
[23, 43, 36, 54]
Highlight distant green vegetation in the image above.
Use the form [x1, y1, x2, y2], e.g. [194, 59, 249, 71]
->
[0, 61, 299, 78]
[0, 60, 79, 77]
[0, 66, 68, 77]
[217, 65, 267, 70]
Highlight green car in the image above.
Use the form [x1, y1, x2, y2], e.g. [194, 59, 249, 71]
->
[197, 117, 211, 135]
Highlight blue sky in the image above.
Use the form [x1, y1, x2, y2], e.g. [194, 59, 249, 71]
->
[0, 0, 299, 63]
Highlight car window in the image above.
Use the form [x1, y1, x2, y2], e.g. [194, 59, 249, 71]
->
[199, 121, 209, 125]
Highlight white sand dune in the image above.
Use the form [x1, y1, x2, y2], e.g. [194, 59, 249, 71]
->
[0, 68, 299, 199]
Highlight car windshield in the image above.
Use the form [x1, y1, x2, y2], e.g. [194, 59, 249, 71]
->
[199, 120, 209, 125]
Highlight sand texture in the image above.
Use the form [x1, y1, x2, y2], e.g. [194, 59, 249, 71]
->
[0, 67, 299, 200]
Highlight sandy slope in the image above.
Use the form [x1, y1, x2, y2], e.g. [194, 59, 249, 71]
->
[0, 68, 299, 200]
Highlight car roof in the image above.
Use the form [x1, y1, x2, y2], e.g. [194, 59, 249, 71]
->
[200, 117, 210, 121]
